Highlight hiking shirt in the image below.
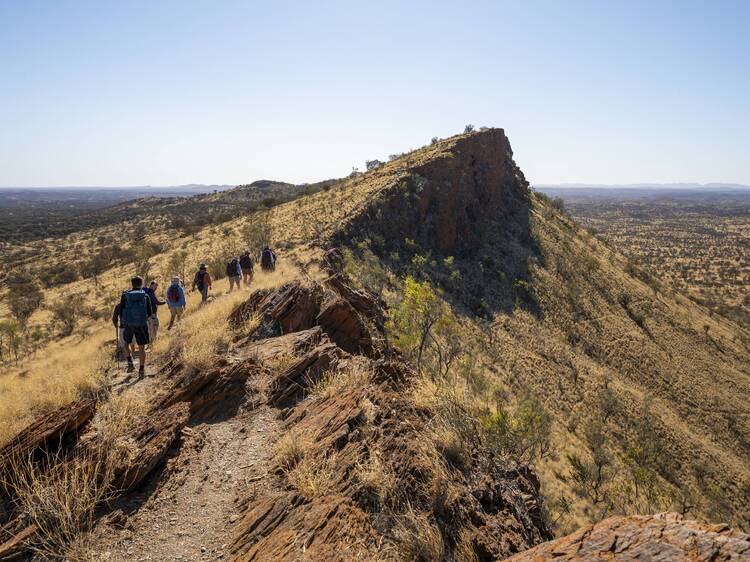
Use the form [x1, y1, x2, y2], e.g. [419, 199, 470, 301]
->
[166, 284, 187, 308]
[240, 255, 253, 270]
[145, 286, 166, 309]
[193, 271, 212, 289]
[119, 289, 154, 327]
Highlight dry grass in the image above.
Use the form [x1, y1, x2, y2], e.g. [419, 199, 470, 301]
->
[391, 504, 445, 562]
[311, 362, 373, 400]
[2, 450, 117, 558]
[355, 449, 397, 505]
[274, 430, 309, 471]
[1, 381, 155, 557]
[285, 452, 338, 498]
[0, 336, 112, 446]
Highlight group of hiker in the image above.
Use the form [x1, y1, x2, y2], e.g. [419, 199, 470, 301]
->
[112, 246, 277, 377]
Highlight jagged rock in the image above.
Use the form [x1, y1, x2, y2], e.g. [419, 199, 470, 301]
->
[316, 297, 372, 355]
[268, 341, 348, 407]
[0, 398, 96, 471]
[155, 356, 259, 418]
[506, 513, 750, 561]
[237, 327, 323, 362]
[112, 402, 190, 491]
[230, 493, 379, 561]
[325, 272, 385, 323]
[245, 283, 324, 336]
[234, 339, 550, 561]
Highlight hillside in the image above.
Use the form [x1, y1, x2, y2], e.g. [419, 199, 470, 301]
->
[1, 128, 749, 559]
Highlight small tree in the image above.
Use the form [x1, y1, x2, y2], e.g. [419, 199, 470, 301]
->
[240, 211, 273, 255]
[167, 249, 189, 282]
[80, 250, 110, 287]
[6, 273, 44, 328]
[49, 295, 84, 336]
[365, 159, 384, 171]
[388, 277, 445, 371]
[464, 124, 475, 133]
[431, 137, 439, 145]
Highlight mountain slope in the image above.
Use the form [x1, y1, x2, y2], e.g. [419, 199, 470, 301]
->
[1, 128, 749, 560]
[276, 128, 750, 530]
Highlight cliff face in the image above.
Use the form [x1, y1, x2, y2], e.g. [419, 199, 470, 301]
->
[335, 128, 531, 258]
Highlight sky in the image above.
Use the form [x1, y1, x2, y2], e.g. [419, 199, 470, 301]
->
[0, 0, 748, 187]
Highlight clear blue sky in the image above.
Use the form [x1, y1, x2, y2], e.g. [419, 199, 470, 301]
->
[1, 0, 748, 186]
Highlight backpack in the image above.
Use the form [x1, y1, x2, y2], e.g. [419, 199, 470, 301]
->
[240, 254, 253, 270]
[167, 285, 181, 303]
[195, 270, 206, 290]
[261, 249, 274, 269]
[122, 290, 148, 327]
[226, 258, 240, 277]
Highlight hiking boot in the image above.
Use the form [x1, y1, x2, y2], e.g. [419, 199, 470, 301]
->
[138, 366, 145, 379]
[126, 360, 135, 373]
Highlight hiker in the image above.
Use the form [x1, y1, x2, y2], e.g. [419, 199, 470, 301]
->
[239, 250, 254, 286]
[144, 280, 166, 342]
[192, 263, 212, 303]
[226, 256, 242, 292]
[260, 246, 276, 272]
[118, 276, 153, 378]
[166, 276, 186, 330]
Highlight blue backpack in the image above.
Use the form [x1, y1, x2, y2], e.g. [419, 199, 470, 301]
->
[122, 290, 148, 327]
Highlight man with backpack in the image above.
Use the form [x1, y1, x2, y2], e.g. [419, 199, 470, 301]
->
[260, 246, 276, 272]
[144, 280, 166, 342]
[239, 250, 254, 287]
[166, 276, 186, 330]
[192, 263, 212, 303]
[226, 256, 242, 292]
[118, 276, 153, 377]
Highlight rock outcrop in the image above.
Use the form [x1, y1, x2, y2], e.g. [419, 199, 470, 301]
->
[506, 513, 750, 561]
[227, 277, 552, 561]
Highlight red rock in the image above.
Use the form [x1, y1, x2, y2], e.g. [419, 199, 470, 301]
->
[505, 513, 750, 561]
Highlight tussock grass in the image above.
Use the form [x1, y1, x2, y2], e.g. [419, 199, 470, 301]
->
[391, 504, 445, 562]
[0, 340, 111, 446]
[274, 431, 308, 471]
[311, 363, 373, 400]
[285, 452, 338, 498]
[355, 449, 397, 505]
[1, 383, 154, 557]
[3, 450, 117, 558]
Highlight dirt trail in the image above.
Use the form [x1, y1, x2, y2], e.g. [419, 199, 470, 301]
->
[92, 352, 281, 562]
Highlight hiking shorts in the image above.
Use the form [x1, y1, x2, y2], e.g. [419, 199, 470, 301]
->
[169, 306, 185, 319]
[228, 275, 241, 290]
[123, 325, 150, 346]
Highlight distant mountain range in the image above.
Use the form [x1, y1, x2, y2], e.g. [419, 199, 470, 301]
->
[535, 182, 750, 190]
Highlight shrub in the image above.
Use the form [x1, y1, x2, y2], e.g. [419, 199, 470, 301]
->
[6, 273, 44, 327]
[49, 295, 84, 336]
[463, 124, 475, 133]
[479, 394, 552, 464]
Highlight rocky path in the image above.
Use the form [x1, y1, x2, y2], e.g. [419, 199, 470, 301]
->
[93, 404, 279, 561]
[88, 348, 281, 562]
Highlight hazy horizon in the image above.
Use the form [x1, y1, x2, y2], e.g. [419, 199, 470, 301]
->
[1, 1, 748, 186]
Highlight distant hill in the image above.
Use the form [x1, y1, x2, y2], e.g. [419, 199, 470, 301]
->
[0, 179, 336, 247]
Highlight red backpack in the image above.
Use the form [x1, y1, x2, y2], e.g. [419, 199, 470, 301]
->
[167, 285, 181, 303]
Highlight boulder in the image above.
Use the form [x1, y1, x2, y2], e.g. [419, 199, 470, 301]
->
[505, 513, 750, 561]
[268, 342, 348, 407]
